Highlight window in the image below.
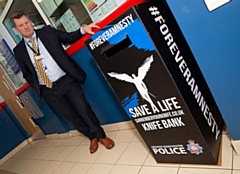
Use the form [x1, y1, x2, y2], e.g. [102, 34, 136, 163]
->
[3, 0, 45, 43]
[38, 0, 119, 32]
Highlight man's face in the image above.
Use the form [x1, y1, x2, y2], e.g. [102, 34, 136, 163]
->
[14, 15, 34, 38]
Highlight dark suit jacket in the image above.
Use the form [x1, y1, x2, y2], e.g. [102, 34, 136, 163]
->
[13, 25, 86, 99]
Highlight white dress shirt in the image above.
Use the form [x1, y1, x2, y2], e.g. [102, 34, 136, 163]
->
[24, 32, 65, 85]
[24, 28, 85, 85]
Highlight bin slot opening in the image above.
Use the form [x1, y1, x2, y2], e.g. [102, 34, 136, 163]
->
[100, 35, 132, 58]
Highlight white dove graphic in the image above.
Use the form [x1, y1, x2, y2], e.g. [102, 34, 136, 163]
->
[108, 55, 157, 110]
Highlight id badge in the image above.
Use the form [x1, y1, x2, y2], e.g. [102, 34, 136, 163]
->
[36, 55, 44, 60]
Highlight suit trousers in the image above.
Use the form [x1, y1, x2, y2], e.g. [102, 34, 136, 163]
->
[40, 75, 106, 140]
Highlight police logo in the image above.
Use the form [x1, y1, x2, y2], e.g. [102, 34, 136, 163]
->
[187, 140, 203, 155]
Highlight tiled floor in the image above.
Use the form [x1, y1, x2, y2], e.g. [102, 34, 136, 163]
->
[0, 127, 240, 174]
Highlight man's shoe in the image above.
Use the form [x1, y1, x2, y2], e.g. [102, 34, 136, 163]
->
[90, 138, 98, 154]
[99, 137, 114, 149]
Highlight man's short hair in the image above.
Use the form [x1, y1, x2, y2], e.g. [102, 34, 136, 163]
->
[10, 11, 30, 27]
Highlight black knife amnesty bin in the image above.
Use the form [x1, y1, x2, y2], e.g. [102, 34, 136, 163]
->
[85, 0, 224, 164]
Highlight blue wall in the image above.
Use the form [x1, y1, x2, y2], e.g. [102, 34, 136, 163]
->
[0, 105, 29, 159]
[166, 0, 240, 139]
[71, 47, 129, 124]
[27, 88, 70, 134]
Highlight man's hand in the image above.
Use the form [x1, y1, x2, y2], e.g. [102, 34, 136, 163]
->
[82, 21, 100, 35]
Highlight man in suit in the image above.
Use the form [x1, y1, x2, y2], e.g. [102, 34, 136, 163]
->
[10, 11, 114, 154]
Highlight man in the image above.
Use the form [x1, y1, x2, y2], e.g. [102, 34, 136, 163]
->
[11, 11, 114, 154]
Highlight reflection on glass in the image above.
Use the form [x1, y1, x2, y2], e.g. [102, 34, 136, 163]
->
[60, 8, 80, 32]
[81, 0, 105, 14]
[39, 0, 91, 32]
[38, 0, 119, 32]
[0, 39, 23, 89]
[81, 0, 118, 21]
[0, 53, 23, 89]
[38, 1, 59, 17]
[0, 0, 7, 16]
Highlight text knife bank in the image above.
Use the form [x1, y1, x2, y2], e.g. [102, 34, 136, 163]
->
[85, 0, 224, 164]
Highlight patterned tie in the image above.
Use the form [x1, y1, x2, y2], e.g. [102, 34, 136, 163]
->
[29, 38, 52, 88]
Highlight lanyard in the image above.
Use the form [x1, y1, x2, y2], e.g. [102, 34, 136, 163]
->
[27, 37, 40, 56]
